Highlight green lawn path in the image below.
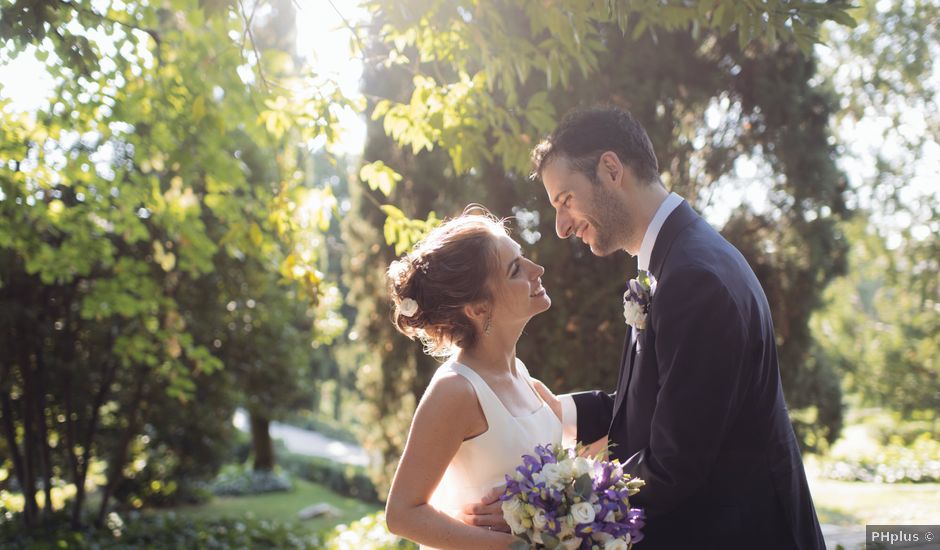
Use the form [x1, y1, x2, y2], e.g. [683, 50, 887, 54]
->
[810, 476, 940, 526]
[158, 478, 380, 535]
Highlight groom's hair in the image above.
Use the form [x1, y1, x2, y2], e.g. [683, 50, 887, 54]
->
[530, 106, 660, 185]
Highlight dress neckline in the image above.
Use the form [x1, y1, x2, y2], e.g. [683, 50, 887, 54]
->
[449, 360, 547, 420]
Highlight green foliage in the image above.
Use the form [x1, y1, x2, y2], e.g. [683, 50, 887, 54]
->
[280, 453, 380, 504]
[361, 160, 403, 197]
[209, 465, 293, 497]
[813, 0, 939, 421]
[811, 217, 940, 416]
[344, 0, 858, 493]
[381, 205, 441, 255]
[324, 511, 416, 550]
[0, 510, 323, 549]
[0, 0, 346, 529]
[818, 433, 940, 483]
[365, 0, 854, 176]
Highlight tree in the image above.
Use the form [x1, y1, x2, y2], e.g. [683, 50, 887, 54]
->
[811, 217, 939, 417]
[0, 0, 344, 529]
[344, 0, 856, 493]
[811, 0, 940, 419]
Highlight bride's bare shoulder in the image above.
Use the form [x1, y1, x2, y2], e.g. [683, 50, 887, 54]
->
[421, 369, 476, 408]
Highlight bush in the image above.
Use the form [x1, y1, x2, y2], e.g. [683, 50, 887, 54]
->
[819, 433, 940, 483]
[280, 453, 379, 503]
[0, 511, 323, 549]
[1, 508, 419, 550]
[209, 464, 293, 496]
[324, 511, 416, 550]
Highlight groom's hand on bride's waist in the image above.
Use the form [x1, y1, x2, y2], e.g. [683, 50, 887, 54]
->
[459, 485, 510, 533]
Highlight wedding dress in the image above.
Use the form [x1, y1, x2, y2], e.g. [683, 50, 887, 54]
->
[422, 358, 562, 549]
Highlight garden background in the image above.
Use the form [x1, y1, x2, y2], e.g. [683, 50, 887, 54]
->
[0, 0, 937, 548]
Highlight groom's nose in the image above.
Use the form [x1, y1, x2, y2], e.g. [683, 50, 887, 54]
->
[555, 210, 572, 239]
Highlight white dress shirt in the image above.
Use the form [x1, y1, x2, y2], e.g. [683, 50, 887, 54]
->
[559, 192, 684, 446]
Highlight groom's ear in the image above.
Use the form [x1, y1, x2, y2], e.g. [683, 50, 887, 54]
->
[598, 151, 624, 188]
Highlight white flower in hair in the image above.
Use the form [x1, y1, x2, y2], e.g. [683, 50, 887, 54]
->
[398, 297, 419, 317]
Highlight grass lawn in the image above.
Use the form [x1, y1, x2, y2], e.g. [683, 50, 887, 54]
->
[808, 472, 940, 526]
[156, 478, 380, 534]
[805, 419, 940, 527]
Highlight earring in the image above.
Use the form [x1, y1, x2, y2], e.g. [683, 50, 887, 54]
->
[483, 314, 492, 335]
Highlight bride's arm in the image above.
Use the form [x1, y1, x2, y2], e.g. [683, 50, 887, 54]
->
[385, 373, 515, 550]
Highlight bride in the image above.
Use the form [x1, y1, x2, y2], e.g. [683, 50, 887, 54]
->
[384, 208, 562, 549]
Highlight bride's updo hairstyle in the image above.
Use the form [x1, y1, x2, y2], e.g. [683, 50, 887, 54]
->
[388, 207, 508, 357]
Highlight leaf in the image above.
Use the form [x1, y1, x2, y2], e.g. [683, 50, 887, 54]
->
[574, 473, 593, 498]
[249, 222, 264, 247]
[360, 161, 402, 196]
[509, 539, 530, 550]
[828, 8, 858, 29]
[541, 533, 560, 548]
[192, 95, 206, 121]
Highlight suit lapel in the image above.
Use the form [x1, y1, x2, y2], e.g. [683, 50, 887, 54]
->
[610, 201, 699, 420]
[611, 325, 636, 415]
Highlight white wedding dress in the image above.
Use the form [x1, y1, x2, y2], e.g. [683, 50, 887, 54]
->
[422, 358, 562, 550]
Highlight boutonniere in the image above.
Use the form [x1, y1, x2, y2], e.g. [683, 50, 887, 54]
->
[623, 270, 656, 330]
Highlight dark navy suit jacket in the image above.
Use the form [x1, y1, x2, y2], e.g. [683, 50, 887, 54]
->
[572, 201, 825, 549]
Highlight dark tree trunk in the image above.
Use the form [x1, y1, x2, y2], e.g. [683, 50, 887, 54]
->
[95, 364, 146, 528]
[33, 343, 54, 522]
[332, 381, 342, 422]
[250, 412, 275, 471]
[69, 335, 117, 530]
[1, 386, 34, 528]
[17, 337, 40, 527]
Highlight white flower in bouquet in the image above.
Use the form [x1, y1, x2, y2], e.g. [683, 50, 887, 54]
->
[501, 497, 526, 534]
[500, 443, 646, 549]
[533, 509, 548, 530]
[572, 456, 592, 478]
[570, 502, 596, 524]
[535, 461, 565, 490]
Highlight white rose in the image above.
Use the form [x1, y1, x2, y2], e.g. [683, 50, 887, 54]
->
[570, 501, 596, 524]
[540, 462, 565, 489]
[532, 509, 548, 530]
[552, 458, 572, 479]
[562, 538, 582, 550]
[572, 457, 592, 478]
[604, 538, 629, 550]
[593, 532, 613, 543]
[501, 499, 526, 534]
[398, 297, 418, 317]
[622, 301, 646, 329]
[559, 515, 575, 538]
[603, 510, 616, 522]
[507, 514, 526, 535]
[501, 498, 522, 515]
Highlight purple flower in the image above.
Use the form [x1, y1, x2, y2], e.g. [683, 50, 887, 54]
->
[535, 444, 557, 465]
[501, 443, 645, 548]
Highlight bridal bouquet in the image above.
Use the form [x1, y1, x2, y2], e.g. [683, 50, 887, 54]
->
[500, 444, 645, 550]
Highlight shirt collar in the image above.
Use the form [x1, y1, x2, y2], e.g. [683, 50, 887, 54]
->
[638, 192, 683, 272]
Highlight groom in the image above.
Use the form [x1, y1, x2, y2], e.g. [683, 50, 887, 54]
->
[467, 107, 826, 549]
[534, 107, 825, 548]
